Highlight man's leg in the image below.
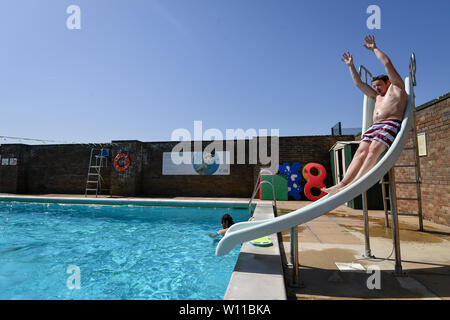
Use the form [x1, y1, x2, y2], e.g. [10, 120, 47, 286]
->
[326, 140, 387, 193]
[322, 141, 371, 194]
[340, 140, 388, 190]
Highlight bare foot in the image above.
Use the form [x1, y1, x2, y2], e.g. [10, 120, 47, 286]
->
[321, 182, 346, 194]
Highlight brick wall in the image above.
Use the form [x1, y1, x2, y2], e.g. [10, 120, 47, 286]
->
[1, 94, 447, 226]
[0, 144, 111, 194]
[0, 135, 353, 198]
[394, 93, 450, 226]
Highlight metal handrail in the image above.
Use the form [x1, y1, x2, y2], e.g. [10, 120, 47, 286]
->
[386, 52, 417, 275]
[410, 52, 416, 86]
[357, 64, 375, 258]
[359, 65, 373, 84]
[409, 52, 423, 230]
[248, 169, 274, 208]
[248, 168, 277, 216]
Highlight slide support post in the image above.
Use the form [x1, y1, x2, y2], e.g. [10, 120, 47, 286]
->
[388, 168, 407, 277]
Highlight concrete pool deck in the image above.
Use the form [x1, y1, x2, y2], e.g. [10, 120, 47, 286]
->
[1, 193, 449, 300]
[277, 201, 450, 300]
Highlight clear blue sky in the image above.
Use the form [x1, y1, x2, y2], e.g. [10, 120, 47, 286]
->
[1, 0, 449, 144]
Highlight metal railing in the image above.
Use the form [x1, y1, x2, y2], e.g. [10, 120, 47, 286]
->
[359, 64, 375, 258]
[359, 65, 373, 83]
[248, 169, 303, 286]
[390, 52, 417, 276]
[358, 53, 417, 276]
[289, 225, 302, 287]
[410, 52, 416, 86]
[382, 53, 417, 276]
[248, 168, 277, 216]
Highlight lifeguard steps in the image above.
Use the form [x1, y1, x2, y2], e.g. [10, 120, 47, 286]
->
[85, 148, 110, 197]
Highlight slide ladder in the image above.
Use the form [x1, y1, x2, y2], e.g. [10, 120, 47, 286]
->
[381, 110, 424, 231]
[216, 53, 418, 267]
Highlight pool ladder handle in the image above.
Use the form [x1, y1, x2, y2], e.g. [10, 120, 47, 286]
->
[248, 168, 277, 217]
[248, 169, 303, 286]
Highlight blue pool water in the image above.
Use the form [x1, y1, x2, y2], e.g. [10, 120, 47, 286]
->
[0, 201, 249, 300]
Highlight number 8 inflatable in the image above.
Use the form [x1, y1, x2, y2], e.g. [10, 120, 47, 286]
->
[302, 163, 327, 201]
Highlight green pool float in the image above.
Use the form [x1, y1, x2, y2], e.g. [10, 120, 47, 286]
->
[250, 236, 273, 247]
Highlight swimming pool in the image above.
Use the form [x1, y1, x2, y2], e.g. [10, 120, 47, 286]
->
[0, 201, 249, 300]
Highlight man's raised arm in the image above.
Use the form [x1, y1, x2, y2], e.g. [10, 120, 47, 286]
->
[341, 51, 377, 99]
[363, 35, 404, 89]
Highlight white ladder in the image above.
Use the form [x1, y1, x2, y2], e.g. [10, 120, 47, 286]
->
[85, 148, 109, 197]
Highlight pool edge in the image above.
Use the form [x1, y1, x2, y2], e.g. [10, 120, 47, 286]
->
[224, 202, 287, 300]
[0, 195, 260, 209]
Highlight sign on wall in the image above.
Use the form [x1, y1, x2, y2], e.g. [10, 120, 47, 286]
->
[417, 133, 427, 157]
[162, 152, 230, 175]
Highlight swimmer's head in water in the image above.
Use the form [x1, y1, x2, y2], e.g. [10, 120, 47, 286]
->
[221, 213, 234, 229]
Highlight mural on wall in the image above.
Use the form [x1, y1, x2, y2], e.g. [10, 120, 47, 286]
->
[278, 162, 304, 200]
[162, 151, 230, 175]
[191, 152, 220, 175]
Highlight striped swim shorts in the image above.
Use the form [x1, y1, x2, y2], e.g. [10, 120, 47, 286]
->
[361, 119, 402, 148]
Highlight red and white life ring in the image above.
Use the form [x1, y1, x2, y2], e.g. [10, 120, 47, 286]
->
[114, 153, 130, 171]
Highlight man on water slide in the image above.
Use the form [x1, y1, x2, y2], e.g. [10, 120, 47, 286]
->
[322, 35, 407, 194]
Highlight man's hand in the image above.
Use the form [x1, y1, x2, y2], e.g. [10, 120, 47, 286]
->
[341, 52, 354, 66]
[365, 35, 404, 88]
[363, 35, 377, 51]
[343, 50, 377, 98]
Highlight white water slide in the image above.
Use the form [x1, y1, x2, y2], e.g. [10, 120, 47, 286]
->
[216, 55, 417, 256]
